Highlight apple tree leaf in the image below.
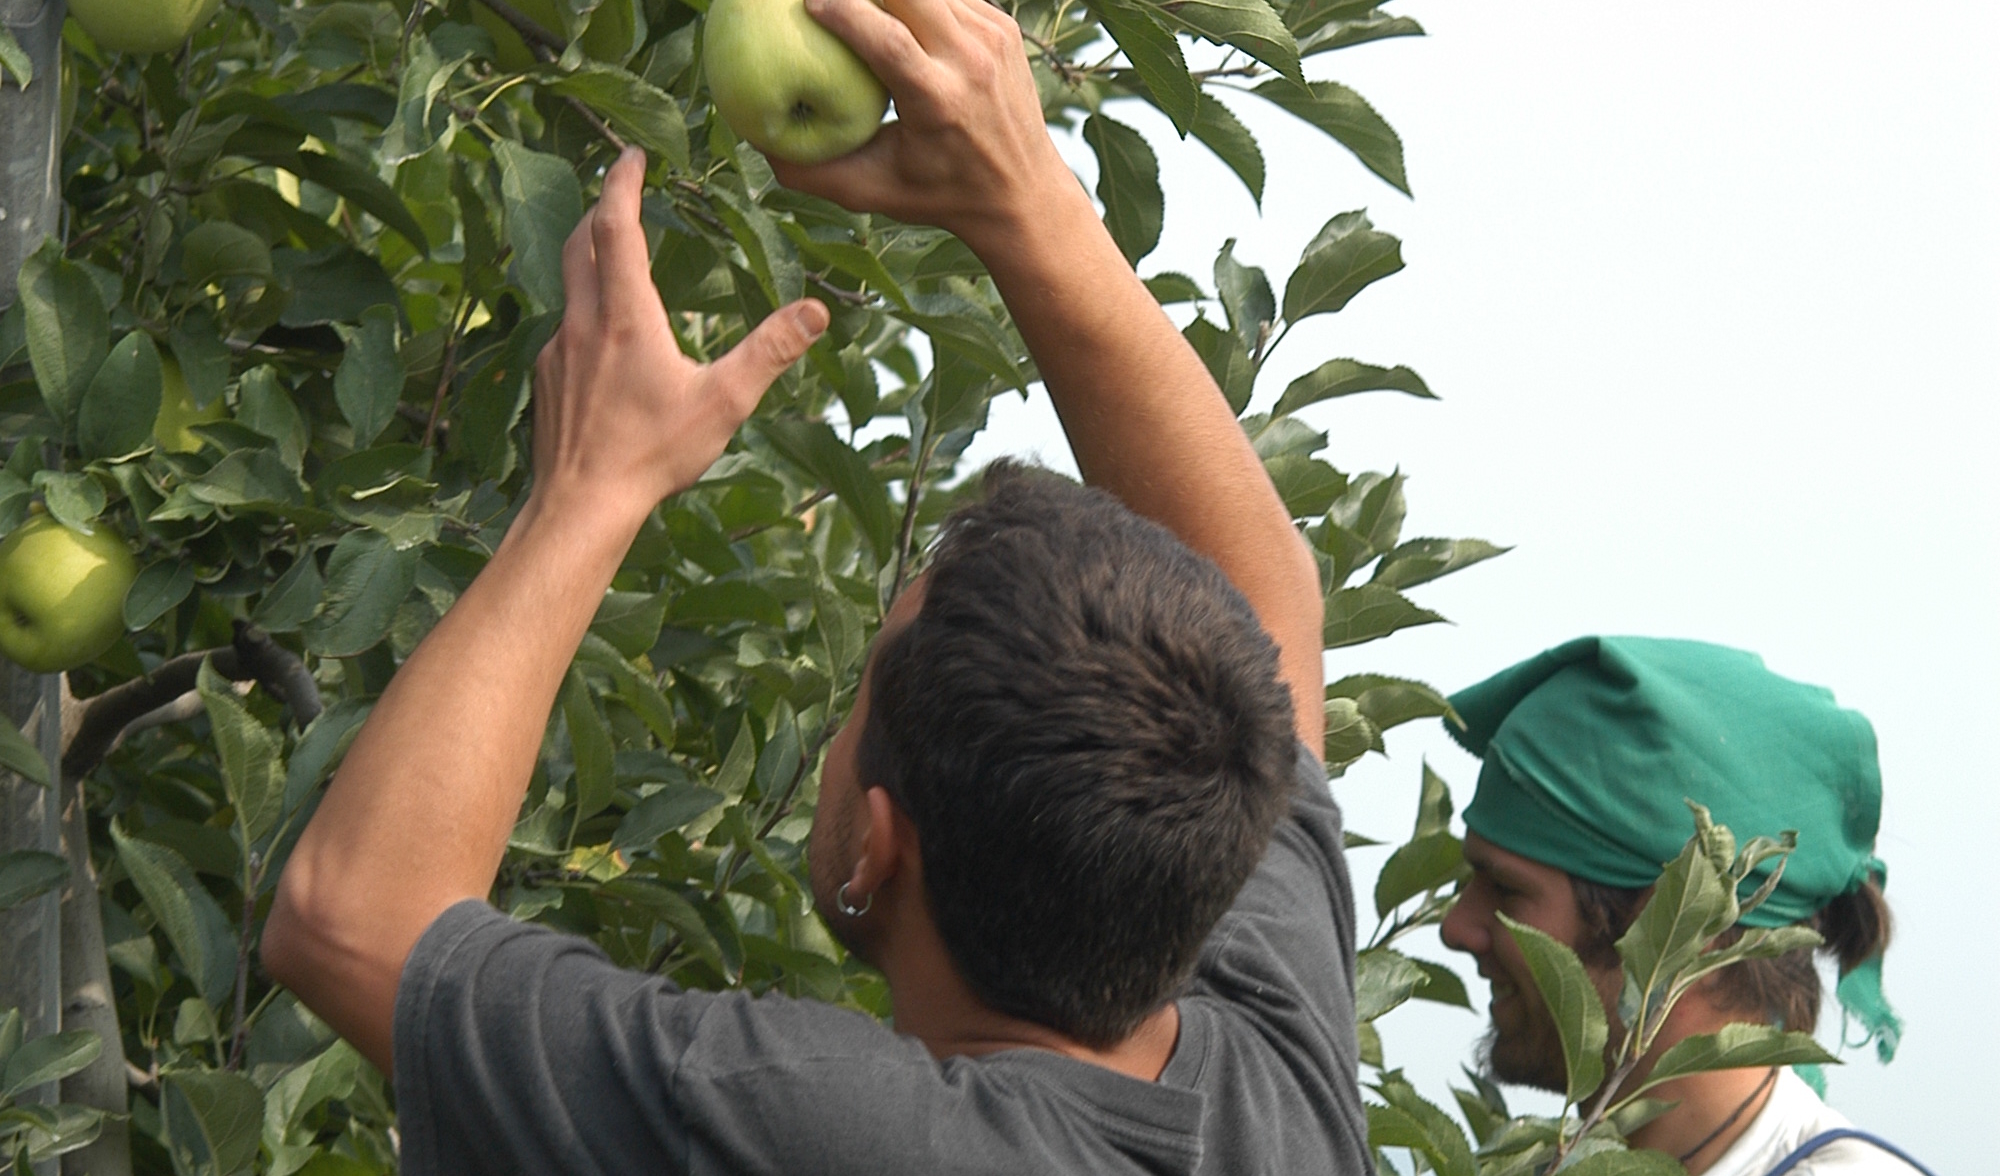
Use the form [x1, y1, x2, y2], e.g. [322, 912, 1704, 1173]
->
[1370, 537, 1509, 591]
[18, 238, 109, 433]
[1498, 912, 1608, 1103]
[1190, 94, 1265, 207]
[77, 331, 164, 461]
[494, 140, 584, 312]
[1635, 1022, 1837, 1097]
[0, 712, 50, 788]
[1084, 114, 1164, 265]
[1323, 583, 1443, 649]
[541, 64, 690, 168]
[31, 470, 108, 533]
[197, 660, 286, 849]
[1150, 0, 1303, 87]
[302, 529, 422, 658]
[1374, 831, 1463, 918]
[757, 418, 896, 563]
[1253, 78, 1408, 195]
[1273, 358, 1434, 416]
[1282, 211, 1405, 324]
[124, 559, 197, 630]
[1214, 239, 1276, 354]
[332, 304, 404, 449]
[1183, 316, 1255, 414]
[1088, 0, 1199, 136]
[111, 824, 238, 1007]
[0, 1029, 101, 1100]
[1355, 947, 1427, 1022]
[0, 27, 32, 87]
[162, 1069, 265, 1176]
[180, 222, 274, 288]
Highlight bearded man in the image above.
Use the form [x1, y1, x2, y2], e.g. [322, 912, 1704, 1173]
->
[1440, 637, 1931, 1175]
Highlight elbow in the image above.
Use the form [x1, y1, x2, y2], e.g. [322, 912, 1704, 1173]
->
[260, 865, 316, 993]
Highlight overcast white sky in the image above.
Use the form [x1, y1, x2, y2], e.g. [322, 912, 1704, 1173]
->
[965, 1, 1999, 1165]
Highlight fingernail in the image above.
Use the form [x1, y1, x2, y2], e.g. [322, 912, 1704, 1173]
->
[799, 300, 831, 340]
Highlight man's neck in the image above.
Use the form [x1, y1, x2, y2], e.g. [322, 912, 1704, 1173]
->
[1625, 1066, 1779, 1172]
[873, 906, 1181, 1082]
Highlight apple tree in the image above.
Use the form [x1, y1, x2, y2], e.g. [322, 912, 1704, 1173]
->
[0, 0, 1526, 1172]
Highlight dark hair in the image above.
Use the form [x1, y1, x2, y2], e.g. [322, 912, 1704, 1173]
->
[857, 462, 1300, 1047]
[1572, 876, 1894, 1034]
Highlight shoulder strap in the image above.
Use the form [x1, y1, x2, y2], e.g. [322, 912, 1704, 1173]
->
[1764, 1129, 1937, 1176]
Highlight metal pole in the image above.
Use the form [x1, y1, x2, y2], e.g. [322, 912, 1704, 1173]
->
[0, 0, 65, 308]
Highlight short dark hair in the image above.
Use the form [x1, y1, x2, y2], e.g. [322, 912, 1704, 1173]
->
[857, 462, 1300, 1046]
[1572, 876, 1893, 1034]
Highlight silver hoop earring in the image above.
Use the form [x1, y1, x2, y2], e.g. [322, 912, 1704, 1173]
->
[836, 881, 873, 918]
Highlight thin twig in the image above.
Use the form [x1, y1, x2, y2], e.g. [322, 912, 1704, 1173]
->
[889, 424, 939, 604]
[224, 853, 264, 1070]
[424, 288, 478, 448]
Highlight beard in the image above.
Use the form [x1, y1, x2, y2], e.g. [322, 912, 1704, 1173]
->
[1475, 1021, 1570, 1093]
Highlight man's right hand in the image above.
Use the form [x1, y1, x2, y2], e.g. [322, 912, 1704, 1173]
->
[770, 0, 1079, 253]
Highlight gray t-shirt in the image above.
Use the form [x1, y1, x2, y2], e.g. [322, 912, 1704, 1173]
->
[393, 752, 1366, 1175]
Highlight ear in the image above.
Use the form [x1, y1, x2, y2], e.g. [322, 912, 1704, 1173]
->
[845, 785, 912, 903]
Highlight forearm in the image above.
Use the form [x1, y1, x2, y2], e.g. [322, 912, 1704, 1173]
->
[265, 496, 639, 1068]
[965, 192, 1325, 743]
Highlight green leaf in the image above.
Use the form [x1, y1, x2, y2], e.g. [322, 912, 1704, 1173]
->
[1322, 696, 1382, 769]
[333, 304, 404, 448]
[1613, 832, 1736, 1032]
[162, 1069, 265, 1176]
[168, 308, 233, 410]
[1300, 10, 1426, 56]
[18, 238, 110, 431]
[180, 221, 274, 287]
[198, 660, 287, 848]
[184, 448, 305, 510]
[0, 715, 50, 787]
[893, 293, 1028, 391]
[1558, 1148, 1687, 1176]
[274, 244, 399, 327]
[1084, 114, 1164, 265]
[1635, 1022, 1837, 1097]
[252, 552, 324, 633]
[1326, 673, 1457, 733]
[590, 591, 667, 659]
[1329, 469, 1406, 554]
[1183, 316, 1255, 414]
[303, 529, 422, 658]
[561, 667, 617, 831]
[1152, 0, 1304, 86]
[77, 331, 164, 460]
[782, 225, 911, 311]
[1374, 831, 1463, 917]
[708, 186, 803, 308]
[124, 559, 197, 630]
[1253, 79, 1408, 194]
[1264, 454, 1345, 518]
[1089, 0, 1199, 136]
[1273, 358, 1433, 416]
[1143, 272, 1205, 305]
[758, 418, 896, 563]
[0, 27, 31, 87]
[495, 140, 584, 312]
[0, 850, 66, 911]
[1281, 210, 1405, 323]
[1354, 947, 1427, 1022]
[289, 149, 431, 255]
[1367, 1103, 1470, 1176]
[1323, 583, 1444, 648]
[0, 1030, 101, 1100]
[1374, 1073, 1476, 1176]
[1498, 912, 1609, 1103]
[613, 783, 725, 852]
[1410, 958, 1470, 1008]
[1190, 94, 1265, 207]
[111, 824, 238, 1007]
[31, 471, 107, 532]
[1412, 760, 1454, 839]
[1214, 239, 1275, 354]
[262, 1038, 362, 1140]
[542, 64, 690, 167]
[1370, 537, 1508, 591]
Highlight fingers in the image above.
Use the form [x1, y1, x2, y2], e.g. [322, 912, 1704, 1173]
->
[876, 0, 961, 50]
[590, 148, 658, 322]
[769, 123, 907, 213]
[706, 300, 830, 416]
[805, 0, 939, 92]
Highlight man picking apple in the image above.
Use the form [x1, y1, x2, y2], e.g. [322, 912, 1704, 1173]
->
[263, 3, 1366, 1173]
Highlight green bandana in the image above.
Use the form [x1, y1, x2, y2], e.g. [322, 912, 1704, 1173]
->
[1446, 636, 1901, 1061]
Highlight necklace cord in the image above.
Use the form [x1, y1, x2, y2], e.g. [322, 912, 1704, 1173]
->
[1677, 1066, 1780, 1164]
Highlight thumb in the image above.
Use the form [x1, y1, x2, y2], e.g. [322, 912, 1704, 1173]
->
[709, 299, 831, 404]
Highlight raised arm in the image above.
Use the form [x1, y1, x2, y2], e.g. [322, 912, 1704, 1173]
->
[261, 152, 829, 1072]
[778, 0, 1324, 745]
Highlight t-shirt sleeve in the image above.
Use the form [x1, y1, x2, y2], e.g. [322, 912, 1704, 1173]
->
[1187, 745, 1360, 1078]
[392, 900, 950, 1176]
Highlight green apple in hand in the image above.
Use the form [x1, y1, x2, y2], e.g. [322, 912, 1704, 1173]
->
[704, 0, 890, 165]
[0, 515, 138, 674]
[66, 0, 220, 55]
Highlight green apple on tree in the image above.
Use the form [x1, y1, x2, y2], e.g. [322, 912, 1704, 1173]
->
[704, 0, 890, 165]
[66, 0, 220, 55]
[0, 514, 138, 674]
[152, 357, 227, 454]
